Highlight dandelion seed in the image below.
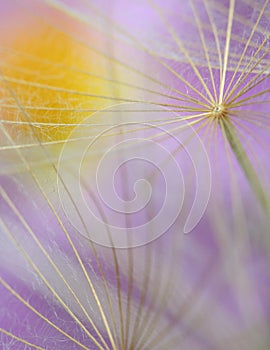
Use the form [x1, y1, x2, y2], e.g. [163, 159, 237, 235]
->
[0, 1, 270, 350]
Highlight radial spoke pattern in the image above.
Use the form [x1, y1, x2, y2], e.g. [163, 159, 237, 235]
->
[0, 1, 270, 349]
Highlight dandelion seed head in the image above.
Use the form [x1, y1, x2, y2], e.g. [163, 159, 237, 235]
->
[211, 103, 228, 119]
[1, 0, 270, 349]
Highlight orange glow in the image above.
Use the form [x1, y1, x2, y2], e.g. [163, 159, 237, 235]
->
[1, 22, 116, 142]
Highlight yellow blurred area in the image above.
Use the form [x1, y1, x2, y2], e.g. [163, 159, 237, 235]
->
[1, 22, 119, 143]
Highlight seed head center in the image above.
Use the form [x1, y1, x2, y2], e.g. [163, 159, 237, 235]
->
[211, 103, 227, 119]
